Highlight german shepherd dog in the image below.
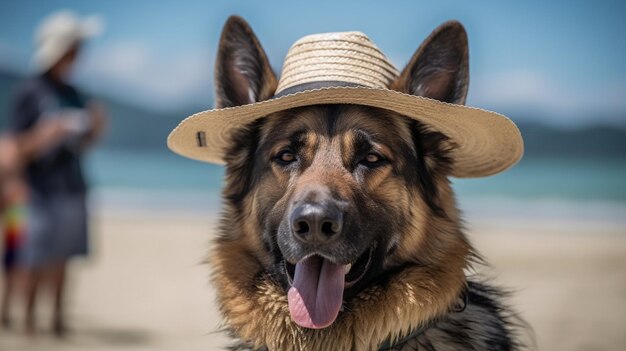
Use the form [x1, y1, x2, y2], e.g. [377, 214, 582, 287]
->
[210, 16, 526, 350]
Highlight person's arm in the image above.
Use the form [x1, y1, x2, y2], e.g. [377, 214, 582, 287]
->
[14, 118, 70, 161]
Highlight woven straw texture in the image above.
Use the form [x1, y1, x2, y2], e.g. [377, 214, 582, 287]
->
[276, 32, 399, 92]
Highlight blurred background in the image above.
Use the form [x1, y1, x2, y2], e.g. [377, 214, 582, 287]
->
[0, 1, 624, 350]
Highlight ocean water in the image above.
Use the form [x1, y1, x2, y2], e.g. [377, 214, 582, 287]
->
[85, 150, 626, 227]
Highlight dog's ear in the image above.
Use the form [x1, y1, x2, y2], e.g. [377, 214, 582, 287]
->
[223, 119, 264, 207]
[215, 16, 277, 108]
[390, 21, 469, 105]
[407, 120, 454, 216]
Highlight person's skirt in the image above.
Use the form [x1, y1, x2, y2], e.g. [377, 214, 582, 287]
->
[19, 192, 88, 267]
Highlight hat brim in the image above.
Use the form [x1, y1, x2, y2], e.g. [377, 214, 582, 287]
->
[167, 86, 523, 178]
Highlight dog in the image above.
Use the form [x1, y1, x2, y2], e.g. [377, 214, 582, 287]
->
[201, 16, 527, 351]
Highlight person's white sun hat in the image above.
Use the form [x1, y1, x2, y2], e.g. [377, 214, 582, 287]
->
[168, 31, 524, 178]
[32, 10, 104, 73]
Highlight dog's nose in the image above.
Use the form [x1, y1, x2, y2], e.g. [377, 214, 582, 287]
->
[290, 202, 343, 244]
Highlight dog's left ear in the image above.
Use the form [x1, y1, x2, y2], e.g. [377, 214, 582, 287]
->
[393, 22, 468, 213]
[390, 21, 469, 105]
[215, 16, 278, 108]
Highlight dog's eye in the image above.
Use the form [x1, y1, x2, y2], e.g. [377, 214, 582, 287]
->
[275, 150, 296, 165]
[360, 152, 386, 167]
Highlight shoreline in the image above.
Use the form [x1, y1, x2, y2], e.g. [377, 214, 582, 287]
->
[90, 187, 626, 230]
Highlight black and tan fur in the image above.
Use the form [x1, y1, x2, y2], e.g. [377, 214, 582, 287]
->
[209, 16, 527, 350]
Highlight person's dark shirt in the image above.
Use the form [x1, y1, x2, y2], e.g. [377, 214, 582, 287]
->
[9, 72, 88, 196]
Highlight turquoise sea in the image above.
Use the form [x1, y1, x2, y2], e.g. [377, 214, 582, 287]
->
[85, 150, 626, 227]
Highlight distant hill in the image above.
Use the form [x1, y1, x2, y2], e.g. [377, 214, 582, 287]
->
[518, 122, 626, 158]
[1, 69, 625, 158]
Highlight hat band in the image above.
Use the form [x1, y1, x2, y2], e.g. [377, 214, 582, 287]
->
[272, 81, 364, 99]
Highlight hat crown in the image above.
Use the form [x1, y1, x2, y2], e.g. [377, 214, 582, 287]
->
[35, 11, 81, 46]
[276, 31, 400, 94]
[34, 10, 104, 46]
[31, 10, 104, 73]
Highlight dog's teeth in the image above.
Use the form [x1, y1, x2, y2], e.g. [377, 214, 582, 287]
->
[344, 264, 352, 275]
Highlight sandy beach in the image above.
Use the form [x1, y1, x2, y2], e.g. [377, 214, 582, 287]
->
[1, 210, 625, 351]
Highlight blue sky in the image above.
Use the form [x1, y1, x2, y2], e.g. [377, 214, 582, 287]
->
[1, 0, 625, 127]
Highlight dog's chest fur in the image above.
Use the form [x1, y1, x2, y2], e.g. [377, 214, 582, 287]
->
[385, 281, 520, 351]
[223, 281, 521, 351]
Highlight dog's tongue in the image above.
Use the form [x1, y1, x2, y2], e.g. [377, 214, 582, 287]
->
[287, 256, 345, 329]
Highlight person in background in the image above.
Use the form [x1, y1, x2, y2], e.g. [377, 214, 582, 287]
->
[8, 10, 106, 336]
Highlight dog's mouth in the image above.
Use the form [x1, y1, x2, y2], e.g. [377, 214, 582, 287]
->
[283, 247, 374, 329]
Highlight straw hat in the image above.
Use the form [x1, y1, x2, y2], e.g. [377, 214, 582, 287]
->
[168, 31, 523, 178]
[32, 10, 104, 73]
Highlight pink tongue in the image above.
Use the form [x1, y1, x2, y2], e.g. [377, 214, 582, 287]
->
[287, 256, 345, 329]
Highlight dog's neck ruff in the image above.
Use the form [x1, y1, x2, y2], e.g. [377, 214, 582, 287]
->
[378, 322, 430, 351]
[378, 288, 468, 350]
[212, 242, 468, 351]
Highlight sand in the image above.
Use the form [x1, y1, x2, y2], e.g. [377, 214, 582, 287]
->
[1, 211, 625, 351]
